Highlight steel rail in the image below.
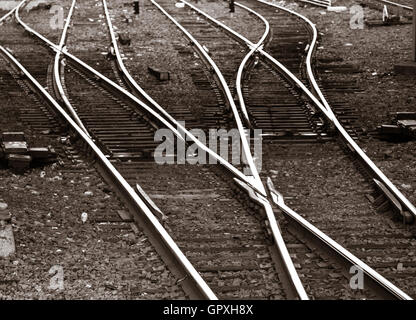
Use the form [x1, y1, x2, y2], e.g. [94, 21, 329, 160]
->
[78, 0, 307, 299]
[0, 43, 218, 300]
[234, 2, 270, 124]
[256, 0, 333, 114]
[15, 0, 57, 48]
[152, 0, 265, 195]
[179, 0, 334, 122]
[267, 178, 412, 300]
[15, 0, 266, 198]
[259, 197, 309, 299]
[11, 0, 217, 299]
[378, 0, 413, 10]
[52, 0, 90, 135]
[183, 0, 416, 221]
[181, 0, 414, 299]
[154, 0, 308, 300]
[298, 0, 331, 8]
[101, 0, 263, 195]
[255, 0, 416, 221]
[14, 0, 307, 299]
[0, 1, 23, 24]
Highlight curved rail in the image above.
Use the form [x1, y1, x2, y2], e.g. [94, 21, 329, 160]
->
[101, 0, 263, 194]
[15, 0, 57, 48]
[15, 0, 308, 299]
[152, 0, 308, 300]
[52, 0, 89, 135]
[14, 1, 186, 142]
[15, 0, 270, 197]
[5, 0, 410, 298]
[151, 0, 265, 195]
[7, 0, 218, 300]
[0, 43, 218, 300]
[13, 0, 264, 194]
[255, 0, 416, 221]
[266, 178, 412, 300]
[183, 0, 416, 221]
[0, 1, 23, 24]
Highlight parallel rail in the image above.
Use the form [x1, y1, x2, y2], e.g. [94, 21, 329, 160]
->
[177, 0, 413, 300]
[109, 0, 308, 300]
[377, 0, 413, 10]
[0, 3, 19, 24]
[150, 0, 265, 195]
[297, 0, 332, 8]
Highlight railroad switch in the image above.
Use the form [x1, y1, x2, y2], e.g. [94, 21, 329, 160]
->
[394, 0, 416, 74]
[0, 132, 57, 173]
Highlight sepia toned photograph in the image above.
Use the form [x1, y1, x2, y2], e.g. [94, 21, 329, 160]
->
[0, 0, 415, 311]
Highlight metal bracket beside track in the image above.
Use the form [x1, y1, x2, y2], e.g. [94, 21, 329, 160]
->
[266, 178, 412, 300]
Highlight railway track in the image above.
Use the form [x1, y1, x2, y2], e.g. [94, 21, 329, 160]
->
[0, 46, 188, 298]
[235, 0, 330, 140]
[107, 0, 238, 131]
[256, 0, 416, 297]
[241, 0, 363, 139]
[7, 0, 356, 300]
[0, 1, 197, 299]
[260, 0, 416, 298]
[61, 0, 307, 300]
[154, 0, 412, 298]
[367, 0, 413, 11]
[297, 0, 412, 10]
[1, 0, 414, 299]
[92, 0, 412, 297]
